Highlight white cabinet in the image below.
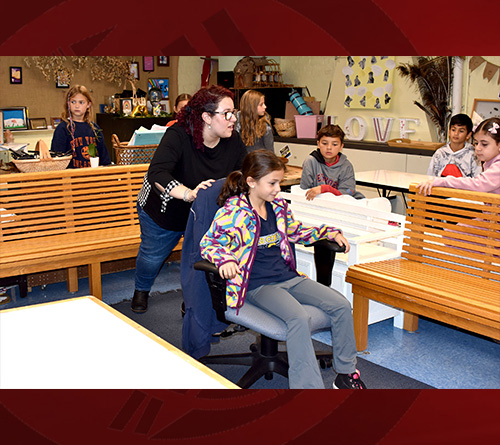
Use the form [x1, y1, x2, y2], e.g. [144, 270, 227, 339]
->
[2, 129, 55, 162]
[10, 129, 54, 150]
[406, 154, 431, 174]
[343, 148, 407, 173]
[274, 141, 429, 175]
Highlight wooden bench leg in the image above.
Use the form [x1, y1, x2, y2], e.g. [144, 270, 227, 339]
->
[67, 267, 79, 293]
[353, 294, 369, 351]
[88, 263, 102, 300]
[403, 311, 419, 332]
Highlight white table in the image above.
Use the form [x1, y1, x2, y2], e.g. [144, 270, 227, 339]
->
[356, 169, 431, 207]
[0, 296, 238, 389]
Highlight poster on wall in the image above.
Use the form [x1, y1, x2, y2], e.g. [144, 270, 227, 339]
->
[148, 78, 169, 99]
[343, 56, 396, 109]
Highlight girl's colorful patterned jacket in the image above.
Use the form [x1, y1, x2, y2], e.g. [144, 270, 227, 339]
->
[200, 193, 341, 309]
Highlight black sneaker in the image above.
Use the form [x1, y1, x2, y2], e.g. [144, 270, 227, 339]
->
[333, 369, 367, 389]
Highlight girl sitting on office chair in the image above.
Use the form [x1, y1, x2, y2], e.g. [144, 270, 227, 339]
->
[200, 149, 367, 389]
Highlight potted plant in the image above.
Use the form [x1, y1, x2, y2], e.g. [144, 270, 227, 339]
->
[88, 143, 99, 167]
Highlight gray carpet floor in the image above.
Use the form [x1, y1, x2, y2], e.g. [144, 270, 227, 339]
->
[112, 289, 434, 389]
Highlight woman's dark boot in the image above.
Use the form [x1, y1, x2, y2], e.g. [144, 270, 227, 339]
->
[131, 290, 149, 313]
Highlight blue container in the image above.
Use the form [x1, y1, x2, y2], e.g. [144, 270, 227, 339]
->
[289, 89, 313, 115]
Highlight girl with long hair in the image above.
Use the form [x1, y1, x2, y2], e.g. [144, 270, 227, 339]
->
[200, 149, 366, 389]
[235, 90, 274, 153]
[51, 85, 111, 168]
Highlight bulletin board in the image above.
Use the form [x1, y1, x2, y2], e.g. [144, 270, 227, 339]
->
[343, 56, 396, 109]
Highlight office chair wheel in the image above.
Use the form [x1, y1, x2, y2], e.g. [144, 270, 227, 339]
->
[250, 343, 258, 352]
[319, 358, 332, 369]
[265, 371, 274, 381]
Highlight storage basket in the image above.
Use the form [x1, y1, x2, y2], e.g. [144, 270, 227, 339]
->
[12, 140, 72, 173]
[112, 134, 158, 165]
[273, 118, 296, 138]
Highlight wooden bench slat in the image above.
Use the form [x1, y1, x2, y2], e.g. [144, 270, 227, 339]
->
[346, 185, 500, 351]
[0, 165, 182, 300]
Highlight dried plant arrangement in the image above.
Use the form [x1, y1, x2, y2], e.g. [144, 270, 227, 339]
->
[397, 56, 453, 142]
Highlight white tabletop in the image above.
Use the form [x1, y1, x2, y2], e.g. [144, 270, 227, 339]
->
[356, 170, 431, 191]
[0, 297, 238, 389]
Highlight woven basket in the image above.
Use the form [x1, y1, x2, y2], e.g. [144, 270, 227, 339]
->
[12, 140, 71, 173]
[274, 118, 296, 138]
[112, 134, 158, 165]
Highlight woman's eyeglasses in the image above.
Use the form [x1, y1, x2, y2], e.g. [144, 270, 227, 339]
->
[212, 109, 237, 121]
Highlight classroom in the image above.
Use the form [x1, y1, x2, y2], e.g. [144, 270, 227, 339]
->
[0, 56, 499, 392]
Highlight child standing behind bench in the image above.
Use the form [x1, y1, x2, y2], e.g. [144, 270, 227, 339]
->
[300, 124, 364, 200]
[427, 113, 481, 178]
[51, 85, 111, 168]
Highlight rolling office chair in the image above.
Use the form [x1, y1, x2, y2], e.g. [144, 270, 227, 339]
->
[194, 230, 345, 389]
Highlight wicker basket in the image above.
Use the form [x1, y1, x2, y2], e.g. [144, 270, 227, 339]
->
[274, 118, 296, 138]
[112, 134, 158, 165]
[12, 140, 72, 173]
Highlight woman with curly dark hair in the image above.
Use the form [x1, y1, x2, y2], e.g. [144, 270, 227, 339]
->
[132, 85, 247, 313]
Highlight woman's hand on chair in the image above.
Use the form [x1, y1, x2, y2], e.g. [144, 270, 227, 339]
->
[219, 261, 241, 280]
[189, 179, 216, 201]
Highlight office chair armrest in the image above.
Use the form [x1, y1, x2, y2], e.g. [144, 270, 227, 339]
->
[311, 238, 347, 253]
[194, 259, 220, 275]
[194, 259, 228, 323]
[310, 239, 345, 287]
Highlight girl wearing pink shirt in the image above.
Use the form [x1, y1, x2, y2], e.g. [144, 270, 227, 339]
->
[418, 117, 500, 196]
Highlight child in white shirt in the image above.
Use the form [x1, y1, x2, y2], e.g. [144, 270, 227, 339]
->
[427, 113, 481, 178]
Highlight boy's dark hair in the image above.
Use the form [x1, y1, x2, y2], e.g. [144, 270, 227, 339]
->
[317, 124, 345, 144]
[449, 114, 473, 134]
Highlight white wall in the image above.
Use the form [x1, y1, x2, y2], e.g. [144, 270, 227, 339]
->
[464, 56, 500, 115]
[177, 57, 204, 97]
[178, 56, 282, 94]
[281, 56, 435, 142]
[178, 56, 500, 143]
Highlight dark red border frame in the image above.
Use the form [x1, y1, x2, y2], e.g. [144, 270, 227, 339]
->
[1, 0, 499, 441]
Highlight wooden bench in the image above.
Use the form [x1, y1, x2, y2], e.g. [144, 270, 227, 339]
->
[281, 186, 406, 325]
[0, 164, 182, 300]
[346, 184, 500, 351]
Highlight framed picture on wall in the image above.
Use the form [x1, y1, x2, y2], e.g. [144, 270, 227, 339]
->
[56, 71, 69, 88]
[0, 107, 29, 131]
[130, 61, 140, 80]
[157, 56, 169, 67]
[51, 117, 62, 128]
[472, 98, 500, 121]
[10, 67, 22, 84]
[148, 78, 169, 99]
[143, 56, 154, 72]
[29, 118, 48, 130]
